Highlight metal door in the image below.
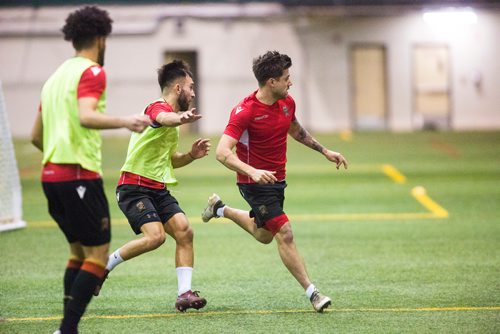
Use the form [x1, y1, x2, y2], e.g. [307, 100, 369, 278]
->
[351, 45, 388, 130]
[413, 45, 451, 129]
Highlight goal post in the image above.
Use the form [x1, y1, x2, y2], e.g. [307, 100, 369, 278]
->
[0, 80, 27, 232]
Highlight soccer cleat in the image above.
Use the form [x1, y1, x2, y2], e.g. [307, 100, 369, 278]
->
[201, 193, 224, 223]
[175, 290, 207, 312]
[310, 289, 331, 313]
[93, 269, 109, 296]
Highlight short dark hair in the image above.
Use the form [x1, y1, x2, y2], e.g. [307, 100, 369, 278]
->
[252, 51, 292, 86]
[157, 60, 193, 91]
[62, 6, 113, 50]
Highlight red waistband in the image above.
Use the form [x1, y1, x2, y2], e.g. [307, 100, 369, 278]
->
[118, 172, 166, 189]
[41, 163, 100, 182]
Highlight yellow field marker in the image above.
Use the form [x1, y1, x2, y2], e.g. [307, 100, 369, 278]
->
[339, 129, 353, 141]
[290, 212, 441, 221]
[411, 186, 449, 218]
[27, 209, 446, 230]
[24, 164, 448, 229]
[382, 164, 407, 184]
[5, 306, 499, 322]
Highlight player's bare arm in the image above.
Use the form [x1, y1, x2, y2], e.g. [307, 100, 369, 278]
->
[172, 138, 211, 168]
[78, 97, 150, 132]
[31, 112, 43, 151]
[288, 119, 348, 169]
[156, 108, 202, 127]
[216, 134, 277, 184]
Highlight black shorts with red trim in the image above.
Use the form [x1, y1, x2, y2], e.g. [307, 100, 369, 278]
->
[116, 184, 184, 234]
[237, 181, 289, 231]
[42, 179, 111, 246]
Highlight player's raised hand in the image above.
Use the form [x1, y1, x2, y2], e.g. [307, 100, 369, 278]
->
[324, 150, 348, 170]
[189, 138, 211, 159]
[180, 108, 202, 124]
[250, 169, 277, 184]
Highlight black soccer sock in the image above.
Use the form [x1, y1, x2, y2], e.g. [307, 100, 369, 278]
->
[63, 259, 83, 314]
[60, 261, 105, 334]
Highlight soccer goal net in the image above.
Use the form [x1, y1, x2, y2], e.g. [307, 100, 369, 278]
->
[0, 80, 26, 232]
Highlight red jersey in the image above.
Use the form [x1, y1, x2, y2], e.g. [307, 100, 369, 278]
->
[77, 65, 106, 99]
[224, 91, 296, 183]
[41, 65, 106, 182]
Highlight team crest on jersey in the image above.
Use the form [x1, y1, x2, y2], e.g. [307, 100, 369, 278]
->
[101, 217, 110, 231]
[136, 201, 146, 212]
[76, 186, 86, 199]
[283, 106, 289, 117]
[258, 205, 268, 216]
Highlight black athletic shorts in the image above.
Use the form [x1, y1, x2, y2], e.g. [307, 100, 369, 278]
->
[116, 184, 184, 235]
[42, 179, 111, 246]
[237, 181, 287, 228]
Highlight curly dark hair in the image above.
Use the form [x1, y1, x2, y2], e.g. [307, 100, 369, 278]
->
[252, 51, 292, 87]
[157, 60, 193, 91]
[62, 6, 113, 50]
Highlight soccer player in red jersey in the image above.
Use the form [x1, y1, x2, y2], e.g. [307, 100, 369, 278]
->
[202, 50, 348, 312]
[31, 6, 149, 333]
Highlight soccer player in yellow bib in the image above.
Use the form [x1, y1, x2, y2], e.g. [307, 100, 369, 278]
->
[94, 60, 210, 312]
[31, 6, 150, 333]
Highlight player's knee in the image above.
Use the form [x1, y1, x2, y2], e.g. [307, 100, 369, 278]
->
[277, 227, 294, 244]
[86, 254, 108, 267]
[145, 232, 166, 250]
[177, 225, 194, 244]
[256, 234, 273, 244]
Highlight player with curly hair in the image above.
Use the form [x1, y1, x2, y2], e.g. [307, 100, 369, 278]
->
[31, 6, 150, 333]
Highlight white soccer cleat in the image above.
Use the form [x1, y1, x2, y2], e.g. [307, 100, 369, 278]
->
[310, 289, 331, 313]
[201, 193, 224, 223]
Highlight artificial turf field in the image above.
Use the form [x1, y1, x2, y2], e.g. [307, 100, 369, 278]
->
[1, 131, 499, 333]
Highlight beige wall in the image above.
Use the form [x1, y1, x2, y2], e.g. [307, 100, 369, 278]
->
[1, 4, 499, 137]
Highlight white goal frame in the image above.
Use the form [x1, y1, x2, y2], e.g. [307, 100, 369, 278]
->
[0, 80, 26, 232]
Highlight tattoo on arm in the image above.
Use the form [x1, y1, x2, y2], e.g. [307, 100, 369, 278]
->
[297, 126, 307, 141]
[295, 123, 325, 153]
[311, 140, 325, 153]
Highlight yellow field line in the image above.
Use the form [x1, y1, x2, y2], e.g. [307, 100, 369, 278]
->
[27, 210, 445, 229]
[411, 186, 449, 218]
[24, 164, 449, 229]
[382, 164, 407, 184]
[289, 212, 441, 221]
[5, 306, 499, 322]
[28, 210, 448, 230]
[379, 164, 448, 218]
[339, 129, 353, 142]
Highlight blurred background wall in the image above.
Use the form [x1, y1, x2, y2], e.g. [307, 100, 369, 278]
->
[1, 1, 499, 137]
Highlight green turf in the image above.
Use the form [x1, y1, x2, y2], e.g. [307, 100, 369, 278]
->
[1, 131, 499, 333]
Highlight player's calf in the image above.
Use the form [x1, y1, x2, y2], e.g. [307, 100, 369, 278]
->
[93, 269, 109, 296]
